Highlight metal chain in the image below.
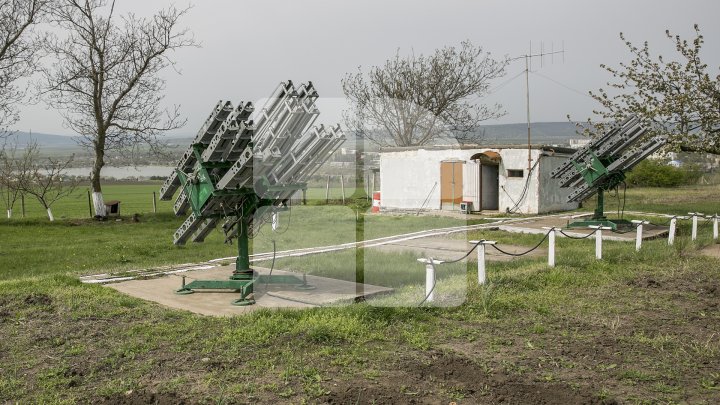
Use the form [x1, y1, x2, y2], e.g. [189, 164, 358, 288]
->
[559, 228, 598, 239]
[490, 231, 550, 257]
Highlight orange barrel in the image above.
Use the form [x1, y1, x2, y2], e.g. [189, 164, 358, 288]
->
[372, 192, 381, 213]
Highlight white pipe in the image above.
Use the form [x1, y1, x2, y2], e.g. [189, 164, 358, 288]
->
[668, 217, 677, 246]
[417, 258, 442, 303]
[470, 240, 496, 285]
[713, 215, 718, 241]
[548, 229, 556, 267]
[425, 261, 436, 303]
[631, 220, 649, 252]
[589, 226, 610, 260]
[478, 244, 486, 285]
[691, 215, 698, 241]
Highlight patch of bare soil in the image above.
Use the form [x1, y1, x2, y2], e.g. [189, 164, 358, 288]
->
[96, 391, 189, 405]
[323, 351, 600, 404]
[433, 270, 720, 404]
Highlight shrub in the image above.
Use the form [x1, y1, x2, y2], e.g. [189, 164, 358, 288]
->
[625, 159, 701, 187]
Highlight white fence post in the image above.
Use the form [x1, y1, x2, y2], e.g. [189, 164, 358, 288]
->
[542, 227, 556, 267]
[631, 220, 649, 252]
[417, 258, 443, 303]
[469, 240, 496, 285]
[689, 212, 703, 241]
[713, 214, 719, 241]
[666, 215, 690, 245]
[589, 226, 611, 260]
[668, 216, 677, 246]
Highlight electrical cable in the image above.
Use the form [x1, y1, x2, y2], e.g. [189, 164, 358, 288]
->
[507, 158, 541, 214]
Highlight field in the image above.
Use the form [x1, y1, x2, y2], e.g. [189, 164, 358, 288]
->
[1, 183, 719, 404]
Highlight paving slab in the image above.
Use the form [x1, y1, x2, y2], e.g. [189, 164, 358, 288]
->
[370, 235, 545, 262]
[498, 214, 669, 241]
[107, 265, 391, 316]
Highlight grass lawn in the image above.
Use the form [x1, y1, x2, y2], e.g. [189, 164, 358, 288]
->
[0, 183, 719, 403]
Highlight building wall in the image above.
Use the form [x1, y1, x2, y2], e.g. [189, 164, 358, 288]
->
[379, 149, 468, 210]
[538, 154, 579, 213]
[379, 147, 578, 214]
[495, 149, 540, 213]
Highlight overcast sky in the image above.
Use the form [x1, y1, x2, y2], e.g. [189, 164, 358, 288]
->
[15, 0, 720, 136]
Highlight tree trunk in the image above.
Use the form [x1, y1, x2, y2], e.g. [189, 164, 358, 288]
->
[91, 146, 106, 217]
[47, 208, 54, 222]
[6, 209, 11, 219]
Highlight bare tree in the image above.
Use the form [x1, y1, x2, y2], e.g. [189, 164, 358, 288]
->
[0, 138, 28, 218]
[587, 25, 720, 154]
[40, 0, 197, 216]
[0, 0, 50, 131]
[16, 141, 77, 221]
[342, 41, 508, 147]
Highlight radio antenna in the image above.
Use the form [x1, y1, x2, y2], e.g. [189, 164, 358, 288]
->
[510, 41, 565, 172]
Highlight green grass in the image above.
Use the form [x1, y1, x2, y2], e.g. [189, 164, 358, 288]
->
[587, 184, 720, 216]
[7, 181, 363, 220]
[0, 203, 466, 280]
[0, 182, 719, 403]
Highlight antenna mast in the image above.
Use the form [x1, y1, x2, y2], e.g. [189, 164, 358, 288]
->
[511, 41, 565, 173]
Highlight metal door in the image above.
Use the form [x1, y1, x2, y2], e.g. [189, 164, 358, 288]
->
[440, 161, 463, 209]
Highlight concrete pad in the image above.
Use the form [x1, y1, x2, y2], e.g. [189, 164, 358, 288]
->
[498, 214, 669, 242]
[369, 235, 545, 262]
[107, 265, 392, 316]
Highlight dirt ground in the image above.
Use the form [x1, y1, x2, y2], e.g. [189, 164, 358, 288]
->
[2, 254, 719, 404]
[318, 269, 720, 404]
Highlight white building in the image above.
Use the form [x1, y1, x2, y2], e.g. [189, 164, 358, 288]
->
[379, 145, 579, 214]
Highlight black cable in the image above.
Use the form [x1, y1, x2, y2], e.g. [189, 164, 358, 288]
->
[490, 231, 550, 257]
[507, 158, 541, 214]
[559, 228, 598, 239]
[620, 181, 627, 219]
[442, 240, 484, 264]
[264, 239, 276, 290]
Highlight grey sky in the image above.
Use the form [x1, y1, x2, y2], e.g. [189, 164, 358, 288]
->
[15, 0, 720, 136]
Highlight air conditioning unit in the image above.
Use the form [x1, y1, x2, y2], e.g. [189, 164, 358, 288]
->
[459, 201, 472, 214]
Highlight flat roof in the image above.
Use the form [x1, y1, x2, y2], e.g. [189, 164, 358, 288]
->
[379, 144, 577, 155]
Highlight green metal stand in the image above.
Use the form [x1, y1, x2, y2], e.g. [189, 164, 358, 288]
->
[175, 218, 306, 305]
[567, 188, 632, 231]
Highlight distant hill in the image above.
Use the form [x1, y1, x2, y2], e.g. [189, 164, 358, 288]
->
[3, 131, 79, 148]
[4, 122, 586, 150]
[479, 122, 583, 145]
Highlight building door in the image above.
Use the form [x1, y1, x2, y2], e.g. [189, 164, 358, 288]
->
[480, 164, 499, 210]
[469, 151, 501, 211]
[440, 161, 463, 210]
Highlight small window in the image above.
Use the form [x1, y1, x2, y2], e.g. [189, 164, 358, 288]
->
[507, 169, 524, 178]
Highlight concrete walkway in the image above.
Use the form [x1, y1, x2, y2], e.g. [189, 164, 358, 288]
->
[108, 265, 391, 316]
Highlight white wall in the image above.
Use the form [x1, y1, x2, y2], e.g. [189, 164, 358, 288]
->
[379, 149, 469, 209]
[379, 147, 578, 214]
[496, 149, 541, 214]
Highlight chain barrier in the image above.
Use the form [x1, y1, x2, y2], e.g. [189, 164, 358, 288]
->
[490, 231, 550, 257]
[558, 228, 598, 239]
